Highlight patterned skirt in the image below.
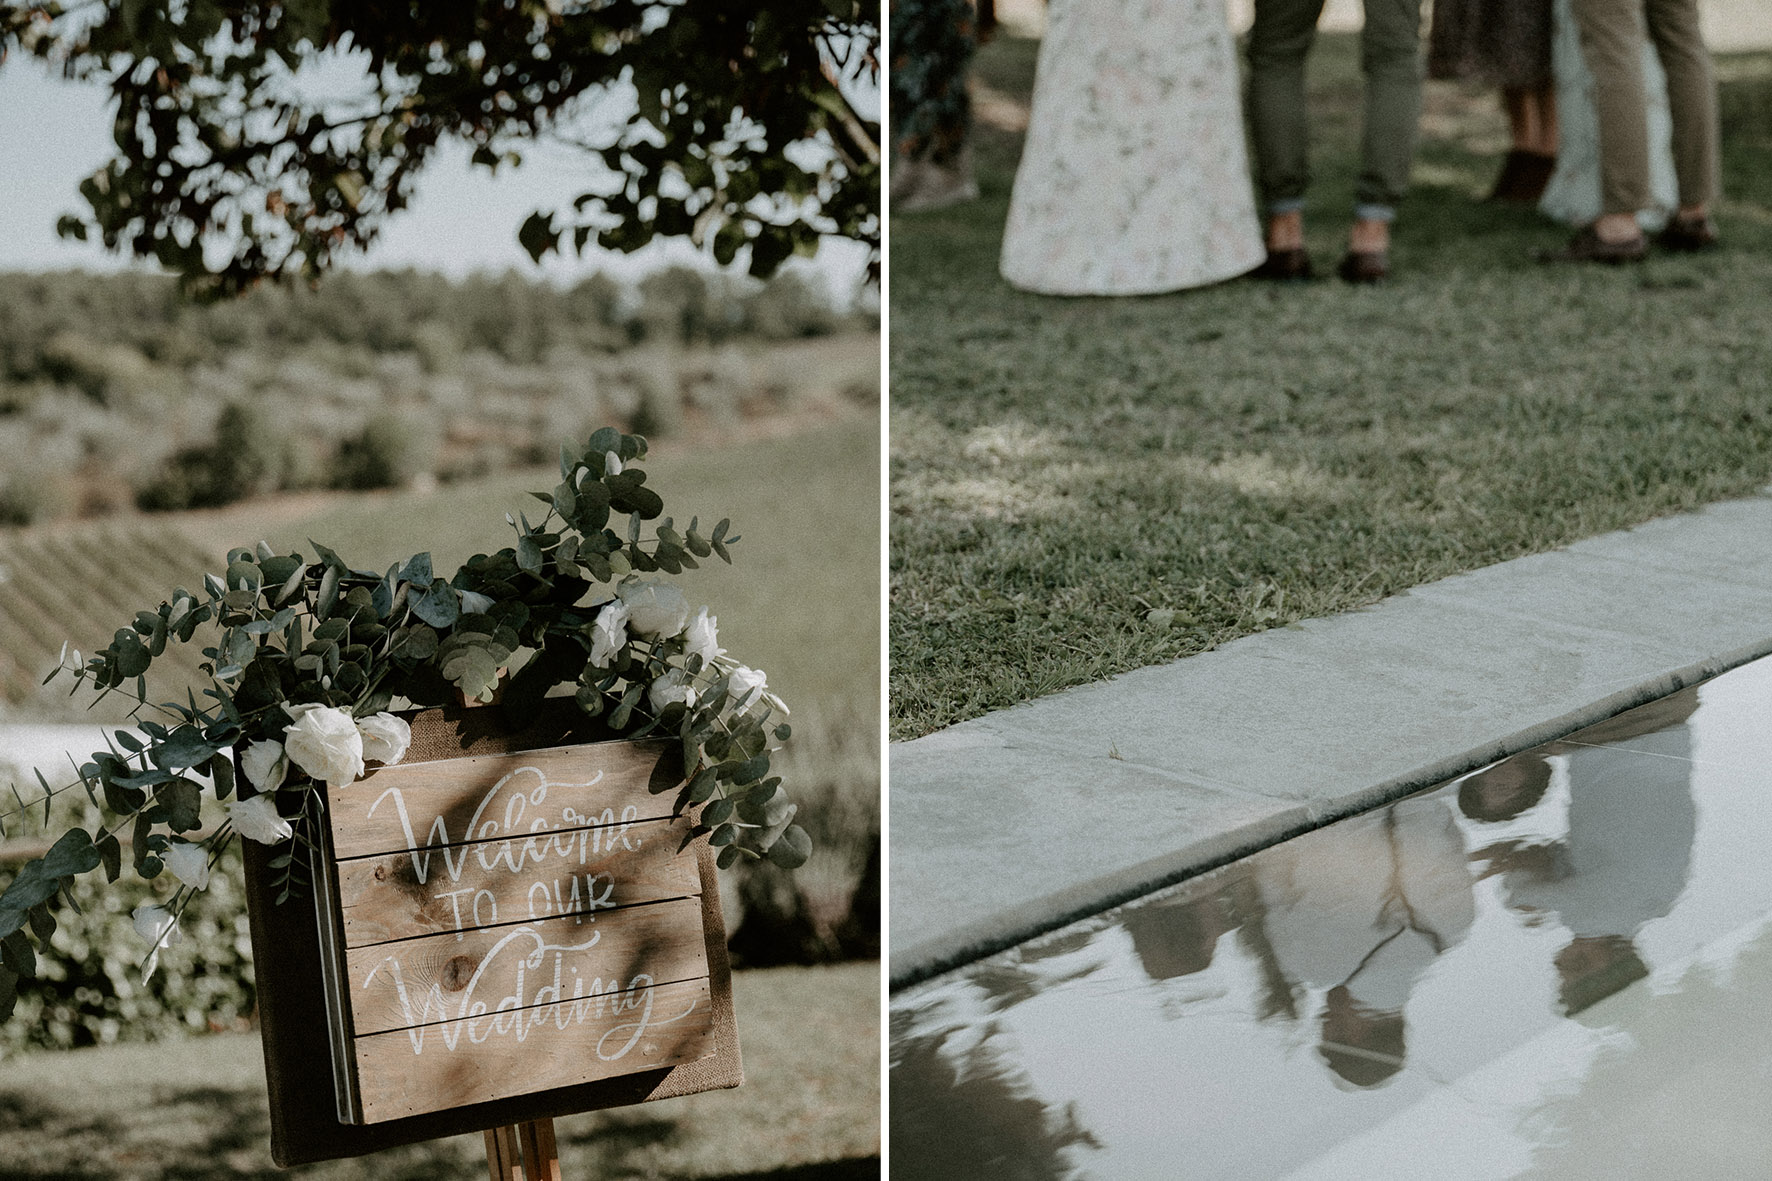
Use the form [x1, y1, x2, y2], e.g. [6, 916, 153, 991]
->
[999, 0, 1264, 295]
[1427, 0, 1555, 90]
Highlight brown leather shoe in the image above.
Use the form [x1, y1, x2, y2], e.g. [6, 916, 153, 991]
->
[1336, 250, 1389, 284]
[1250, 247, 1313, 281]
[1486, 150, 1557, 205]
[1656, 213, 1718, 252]
[1536, 224, 1647, 264]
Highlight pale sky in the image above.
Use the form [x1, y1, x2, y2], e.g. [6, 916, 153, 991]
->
[0, 57, 874, 300]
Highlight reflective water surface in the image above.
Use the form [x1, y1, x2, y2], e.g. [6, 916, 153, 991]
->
[890, 657, 1772, 1178]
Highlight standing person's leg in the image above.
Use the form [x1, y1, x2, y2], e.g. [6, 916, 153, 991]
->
[1568, 0, 1651, 240]
[1342, 0, 1424, 280]
[1248, 0, 1329, 275]
[1644, 0, 1720, 246]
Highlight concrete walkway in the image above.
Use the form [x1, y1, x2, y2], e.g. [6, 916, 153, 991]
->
[889, 491, 1772, 989]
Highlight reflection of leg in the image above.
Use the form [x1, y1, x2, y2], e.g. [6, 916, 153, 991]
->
[1644, 0, 1718, 215]
[1248, 0, 1328, 217]
[1555, 934, 1649, 1015]
[1227, 876, 1302, 1023]
[1318, 985, 1407, 1087]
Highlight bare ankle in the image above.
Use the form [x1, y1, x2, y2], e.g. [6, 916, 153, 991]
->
[1593, 213, 1641, 243]
[1267, 211, 1304, 252]
[1349, 218, 1389, 254]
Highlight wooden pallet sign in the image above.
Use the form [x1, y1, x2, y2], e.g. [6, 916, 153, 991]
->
[316, 740, 718, 1123]
[242, 702, 742, 1166]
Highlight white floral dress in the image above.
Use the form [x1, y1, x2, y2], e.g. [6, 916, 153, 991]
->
[999, 0, 1264, 296]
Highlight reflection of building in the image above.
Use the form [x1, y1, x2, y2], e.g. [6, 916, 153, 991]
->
[1257, 795, 1476, 1087]
[1465, 698, 1698, 1015]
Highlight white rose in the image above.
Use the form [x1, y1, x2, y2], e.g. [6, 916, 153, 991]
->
[728, 665, 769, 711]
[229, 793, 294, 845]
[283, 704, 366, 787]
[132, 903, 183, 979]
[132, 903, 183, 946]
[165, 841, 211, 890]
[618, 578, 690, 638]
[356, 713, 412, 765]
[685, 607, 723, 668]
[648, 668, 697, 713]
[240, 739, 287, 792]
[590, 599, 631, 666]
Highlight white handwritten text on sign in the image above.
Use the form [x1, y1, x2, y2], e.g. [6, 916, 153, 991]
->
[322, 741, 715, 1122]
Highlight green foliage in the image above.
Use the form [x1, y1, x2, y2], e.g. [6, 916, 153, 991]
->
[0, 269, 862, 380]
[329, 412, 441, 492]
[135, 402, 290, 511]
[0, 269, 870, 526]
[3, 2, 880, 293]
[0, 427, 809, 1027]
[745, 271, 843, 339]
[0, 836, 254, 1053]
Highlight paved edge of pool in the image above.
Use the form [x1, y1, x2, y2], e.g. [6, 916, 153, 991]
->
[888, 490, 1772, 991]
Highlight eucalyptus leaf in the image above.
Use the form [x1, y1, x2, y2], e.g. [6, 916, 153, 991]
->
[766, 823, 812, 869]
[399, 552, 433, 586]
[40, 828, 102, 879]
[0, 930, 34, 979]
[412, 578, 461, 627]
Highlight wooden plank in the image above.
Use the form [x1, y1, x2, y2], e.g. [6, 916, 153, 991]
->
[329, 741, 680, 863]
[484, 1125, 523, 1181]
[345, 896, 709, 1039]
[240, 701, 741, 1161]
[354, 976, 716, 1123]
[518, 1119, 562, 1181]
[335, 813, 701, 948]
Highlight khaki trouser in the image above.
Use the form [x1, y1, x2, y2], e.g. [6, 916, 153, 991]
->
[1248, 0, 1426, 218]
[1570, 0, 1719, 213]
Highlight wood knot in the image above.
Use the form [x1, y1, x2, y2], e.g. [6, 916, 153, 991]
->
[442, 955, 478, 992]
[373, 863, 389, 881]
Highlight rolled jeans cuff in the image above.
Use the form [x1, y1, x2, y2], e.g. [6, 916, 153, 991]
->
[1354, 202, 1397, 223]
[1266, 197, 1306, 216]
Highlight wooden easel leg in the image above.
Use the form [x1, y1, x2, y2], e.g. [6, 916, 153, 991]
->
[517, 1118, 562, 1181]
[484, 1124, 523, 1181]
[486, 1119, 560, 1181]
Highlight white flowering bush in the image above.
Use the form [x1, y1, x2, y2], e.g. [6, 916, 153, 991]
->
[0, 427, 801, 1022]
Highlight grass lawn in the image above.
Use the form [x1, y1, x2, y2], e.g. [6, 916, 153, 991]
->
[890, 33, 1772, 740]
[0, 962, 878, 1180]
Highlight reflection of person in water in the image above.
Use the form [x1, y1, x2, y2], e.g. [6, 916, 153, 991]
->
[1256, 794, 1476, 1088]
[1123, 891, 1237, 981]
[1123, 872, 1303, 1023]
[1460, 695, 1699, 1015]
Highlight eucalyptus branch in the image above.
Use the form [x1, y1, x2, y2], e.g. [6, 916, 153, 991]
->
[0, 425, 805, 1029]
